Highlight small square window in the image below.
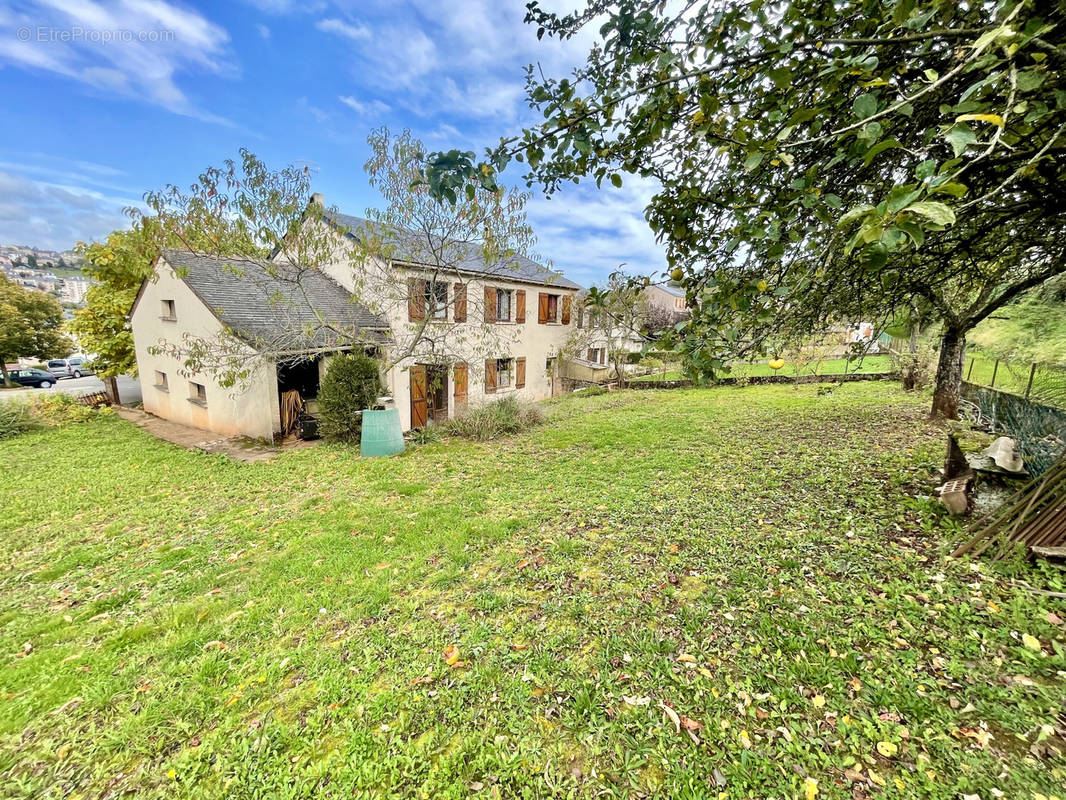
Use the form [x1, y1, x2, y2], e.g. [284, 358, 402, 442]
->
[161, 299, 176, 320]
[154, 371, 168, 391]
[188, 381, 207, 405]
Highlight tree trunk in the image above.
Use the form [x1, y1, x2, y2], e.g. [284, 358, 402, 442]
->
[930, 326, 966, 419]
[106, 376, 121, 405]
[0, 360, 10, 388]
[901, 324, 920, 390]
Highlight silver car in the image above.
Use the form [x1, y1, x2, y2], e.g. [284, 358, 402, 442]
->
[46, 357, 95, 379]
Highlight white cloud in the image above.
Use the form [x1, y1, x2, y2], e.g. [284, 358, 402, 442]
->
[0, 170, 135, 250]
[0, 0, 233, 121]
[338, 95, 390, 115]
[256, 23, 271, 40]
[315, 17, 370, 41]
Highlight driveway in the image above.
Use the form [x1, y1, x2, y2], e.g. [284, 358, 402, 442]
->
[1, 375, 142, 405]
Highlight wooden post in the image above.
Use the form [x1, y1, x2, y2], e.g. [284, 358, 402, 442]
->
[990, 359, 999, 388]
[966, 357, 975, 381]
[1025, 362, 1037, 398]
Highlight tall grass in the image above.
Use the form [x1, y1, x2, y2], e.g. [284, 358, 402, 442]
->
[443, 395, 545, 441]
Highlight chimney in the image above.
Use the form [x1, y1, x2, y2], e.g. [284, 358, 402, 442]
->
[310, 192, 324, 207]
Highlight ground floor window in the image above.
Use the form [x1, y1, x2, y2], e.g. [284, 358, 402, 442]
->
[189, 381, 207, 405]
[154, 371, 168, 391]
[496, 358, 512, 388]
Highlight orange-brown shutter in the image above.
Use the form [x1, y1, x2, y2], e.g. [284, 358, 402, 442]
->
[410, 365, 428, 428]
[515, 357, 526, 389]
[484, 286, 496, 323]
[515, 290, 526, 323]
[408, 278, 425, 321]
[453, 283, 467, 323]
[538, 292, 549, 324]
[484, 359, 497, 393]
[453, 362, 468, 408]
[561, 295, 572, 325]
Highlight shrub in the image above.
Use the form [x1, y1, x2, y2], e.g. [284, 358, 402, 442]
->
[443, 395, 544, 441]
[32, 393, 98, 424]
[317, 353, 382, 443]
[0, 399, 40, 440]
[575, 384, 607, 397]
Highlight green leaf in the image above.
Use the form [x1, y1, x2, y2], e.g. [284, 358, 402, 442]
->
[837, 204, 876, 227]
[863, 138, 901, 166]
[1016, 69, 1046, 92]
[852, 93, 878, 120]
[610, 173, 623, 188]
[955, 113, 1004, 127]
[930, 182, 967, 198]
[903, 201, 956, 227]
[944, 124, 977, 158]
[886, 185, 922, 213]
[743, 153, 764, 172]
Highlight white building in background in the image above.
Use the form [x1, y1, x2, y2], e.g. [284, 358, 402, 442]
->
[60, 277, 92, 304]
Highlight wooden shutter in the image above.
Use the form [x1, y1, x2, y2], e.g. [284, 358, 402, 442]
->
[484, 286, 497, 323]
[410, 365, 428, 428]
[453, 283, 467, 322]
[561, 295, 572, 325]
[515, 357, 526, 389]
[538, 292, 549, 324]
[484, 359, 497, 394]
[408, 278, 425, 321]
[453, 362, 468, 408]
[515, 290, 526, 323]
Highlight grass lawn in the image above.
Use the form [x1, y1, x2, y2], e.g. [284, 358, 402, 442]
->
[965, 353, 1066, 408]
[2, 383, 1064, 799]
[633, 355, 894, 382]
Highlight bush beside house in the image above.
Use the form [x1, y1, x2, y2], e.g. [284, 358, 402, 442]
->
[317, 353, 382, 443]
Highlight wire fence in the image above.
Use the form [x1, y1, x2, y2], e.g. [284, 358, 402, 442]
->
[964, 353, 1066, 410]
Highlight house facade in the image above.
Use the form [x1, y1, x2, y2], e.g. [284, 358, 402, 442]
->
[130, 205, 583, 441]
[305, 204, 583, 432]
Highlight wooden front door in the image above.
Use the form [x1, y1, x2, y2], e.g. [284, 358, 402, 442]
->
[410, 365, 428, 429]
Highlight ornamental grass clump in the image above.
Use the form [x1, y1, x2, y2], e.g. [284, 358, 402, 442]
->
[443, 395, 544, 441]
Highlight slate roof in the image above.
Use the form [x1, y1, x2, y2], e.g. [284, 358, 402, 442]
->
[162, 249, 388, 352]
[656, 283, 685, 298]
[324, 211, 582, 291]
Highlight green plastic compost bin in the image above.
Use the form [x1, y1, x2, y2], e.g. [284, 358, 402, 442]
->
[360, 408, 405, 457]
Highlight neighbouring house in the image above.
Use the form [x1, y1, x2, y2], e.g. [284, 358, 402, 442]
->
[130, 203, 584, 440]
[645, 283, 687, 314]
[131, 250, 389, 441]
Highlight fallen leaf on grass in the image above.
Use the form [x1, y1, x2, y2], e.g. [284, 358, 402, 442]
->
[676, 653, 697, 663]
[660, 702, 681, 733]
[867, 769, 886, 787]
[954, 727, 993, 748]
[443, 645, 460, 665]
[623, 695, 650, 706]
[1047, 611, 1063, 625]
[680, 715, 702, 731]
[1021, 633, 1042, 651]
[811, 694, 826, 709]
[804, 777, 818, 800]
[876, 741, 898, 757]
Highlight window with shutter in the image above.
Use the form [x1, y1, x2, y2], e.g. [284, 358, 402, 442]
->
[408, 278, 426, 321]
[453, 283, 467, 322]
[484, 359, 497, 393]
[538, 292, 549, 324]
[515, 290, 526, 323]
[484, 285, 497, 323]
[515, 357, 526, 389]
[561, 295, 572, 325]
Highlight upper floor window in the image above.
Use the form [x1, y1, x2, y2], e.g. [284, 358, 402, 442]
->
[161, 299, 176, 320]
[425, 280, 447, 319]
[496, 288, 512, 322]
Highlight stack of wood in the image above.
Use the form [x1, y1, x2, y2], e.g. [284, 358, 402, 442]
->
[951, 456, 1066, 561]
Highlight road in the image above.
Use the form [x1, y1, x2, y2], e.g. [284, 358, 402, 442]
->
[2, 375, 142, 405]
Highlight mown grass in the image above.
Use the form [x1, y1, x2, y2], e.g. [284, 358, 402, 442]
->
[1, 383, 1064, 799]
[634, 355, 894, 382]
[965, 353, 1066, 408]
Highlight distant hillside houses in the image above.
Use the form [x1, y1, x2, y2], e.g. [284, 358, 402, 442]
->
[0, 243, 92, 306]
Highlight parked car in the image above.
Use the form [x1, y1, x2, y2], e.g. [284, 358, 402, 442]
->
[46, 357, 95, 379]
[7, 368, 57, 388]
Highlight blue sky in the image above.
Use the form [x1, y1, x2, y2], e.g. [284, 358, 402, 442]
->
[0, 0, 666, 287]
